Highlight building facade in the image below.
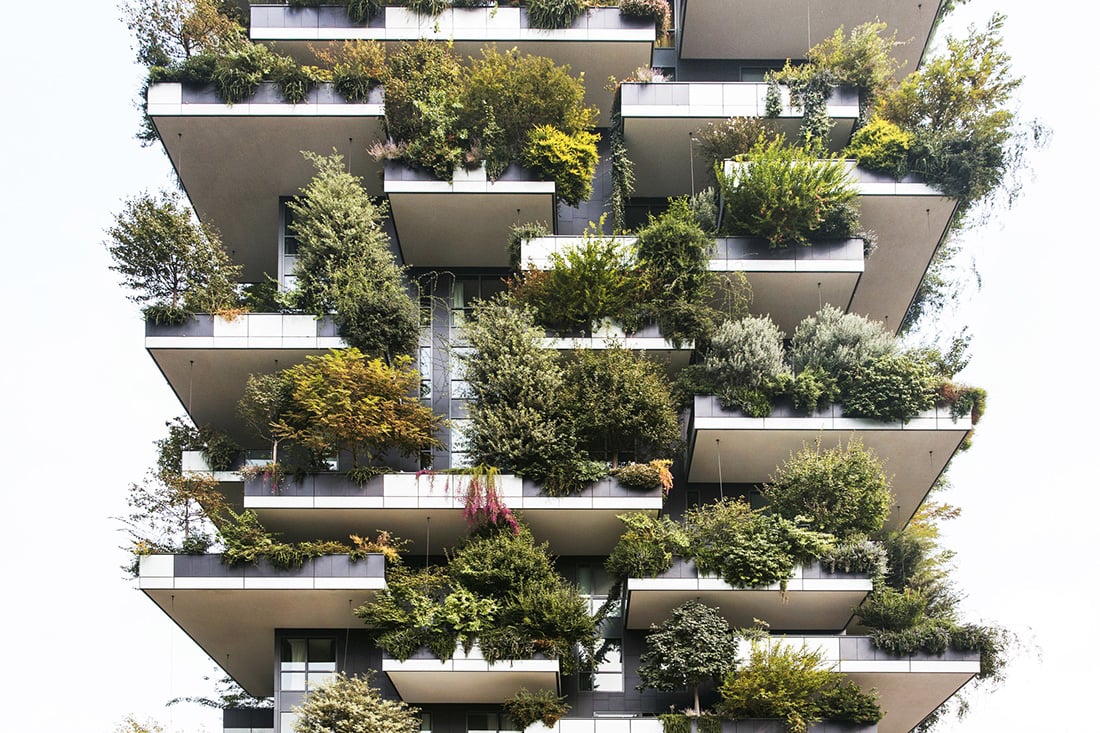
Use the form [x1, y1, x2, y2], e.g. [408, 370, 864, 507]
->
[131, 2, 987, 732]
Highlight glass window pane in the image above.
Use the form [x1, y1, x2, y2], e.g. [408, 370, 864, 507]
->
[282, 639, 307, 664]
[308, 638, 335, 662]
[421, 713, 432, 732]
[281, 672, 305, 690]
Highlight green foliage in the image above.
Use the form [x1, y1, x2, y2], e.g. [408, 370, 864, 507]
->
[237, 371, 294, 462]
[380, 43, 596, 182]
[461, 297, 585, 494]
[718, 643, 831, 732]
[120, 469, 226, 572]
[611, 459, 673, 493]
[526, 0, 588, 29]
[461, 47, 596, 177]
[562, 345, 680, 467]
[803, 22, 900, 122]
[503, 688, 571, 730]
[788, 367, 840, 415]
[347, 0, 384, 23]
[609, 112, 635, 230]
[763, 438, 893, 540]
[637, 600, 739, 715]
[618, 0, 671, 33]
[407, 0, 447, 15]
[359, 525, 595, 669]
[858, 587, 927, 631]
[635, 200, 714, 307]
[122, 0, 245, 66]
[879, 14, 1023, 210]
[694, 118, 771, 177]
[788, 305, 895, 378]
[718, 643, 880, 732]
[843, 353, 936, 423]
[105, 189, 242, 316]
[658, 714, 690, 733]
[718, 137, 859, 247]
[449, 526, 556, 596]
[274, 349, 443, 467]
[815, 681, 884, 725]
[685, 498, 834, 589]
[844, 116, 913, 179]
[315, 40, 383, 103]
[508, 220, 550, 269]
[382, 41, 467, 178]
[818, 538, 888, 583]
[212, 42, 279, 104]
[522, 126, 600, 207]
[292, 673, 421, 733]
[768, 62, 834, 150]
[114, 714, 166, 733]
[512, 230, 644, 334]
[605, 512, 687, 581]
[703, 316, 788, 393]
[287, 151, 418, 359]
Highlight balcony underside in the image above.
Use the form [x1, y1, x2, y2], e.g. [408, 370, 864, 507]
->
[147, 315, 344, 442]
[689, 398, 970, 530]
[626, 567, 870, 631]
[848, 178, 958, 333]
[139, 554, 384, 696]
[678, 0, 942, 76]
[148, 83, 384, 281]
[736, 269, 860, 335]
[383, 651, 559, 703]
[384, 165, 556, 267]
[762, 635, 977, 733]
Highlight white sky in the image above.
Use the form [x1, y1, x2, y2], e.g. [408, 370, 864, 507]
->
[0, 1, 1094, 731]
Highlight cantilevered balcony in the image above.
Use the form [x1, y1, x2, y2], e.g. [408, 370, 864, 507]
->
[138, 553, 386, 696]
[522, 234, 866, 336]
[229, 471, 663, 555]
[383, 162, 555, 268]
[846, 168, 958, 334]
[678, 0, 944, 75]
[688, 396, 971, 529]
[146, 82, 384, 281]
[756, 635, 978, 733]
[625, 558, 871, 632]
[621, 82, 859, 197]
[250, 5, 657, 118]
[382, 645, 559, 703]
[718, 162, 958, 334]
[145, 314, 345, 443]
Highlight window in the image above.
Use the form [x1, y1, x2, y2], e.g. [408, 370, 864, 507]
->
[580, 638, 624, 692]
[467, 713, 518, 733]
[280, 637, 336, 692]
[279, 200, 301, 291]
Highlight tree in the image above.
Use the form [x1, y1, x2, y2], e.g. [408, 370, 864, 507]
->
[293, 673, 421, 733]
[113, 715, 165, 733]
[105, 189, 241, 319]
[636, 600, 739, 716]
[121, 0, 244, 66]
[461, 296, 590, 493]
[561, 345, 679, 467]
[287, 152, 419, 361]
[274, 349, 443, 468]
[237, 371, 295, 463]
[878, 14, 1023, 208]
[763, 438, 894, 540]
